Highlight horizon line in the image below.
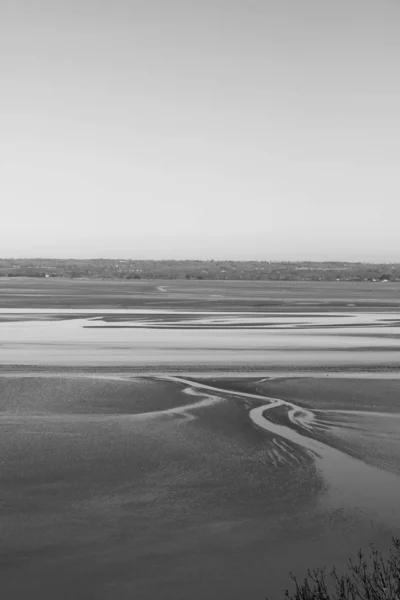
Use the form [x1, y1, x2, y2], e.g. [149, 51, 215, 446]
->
[1, 257, 400, 265]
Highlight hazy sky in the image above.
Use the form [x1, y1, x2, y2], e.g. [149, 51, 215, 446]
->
[1, 0, 399, 261]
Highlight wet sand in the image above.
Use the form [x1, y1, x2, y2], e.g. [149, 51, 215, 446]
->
[1, 278, 400, 312]
[1, 309, 400, 369]
[1, 373, 400, 599]
[1, 288, 400, 598]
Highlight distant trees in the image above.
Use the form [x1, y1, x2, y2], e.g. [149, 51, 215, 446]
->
[0, 259, 400, 282]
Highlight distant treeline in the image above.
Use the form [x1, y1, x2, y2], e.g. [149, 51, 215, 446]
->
[0, 259, 399, 282]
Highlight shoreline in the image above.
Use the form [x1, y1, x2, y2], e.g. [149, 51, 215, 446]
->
[1, 365, 400, 377]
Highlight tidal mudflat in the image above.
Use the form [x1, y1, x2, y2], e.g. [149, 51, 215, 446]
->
[1, 372, 400, 600]
[1, 280, 400, 599]
[1, 308, 400, 369]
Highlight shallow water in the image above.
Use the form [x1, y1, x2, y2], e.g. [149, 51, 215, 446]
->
[1, 309, 400, 367]
[176, 377, 400, 522]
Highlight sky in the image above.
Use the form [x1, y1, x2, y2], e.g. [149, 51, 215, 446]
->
[1, 0, 399, 261]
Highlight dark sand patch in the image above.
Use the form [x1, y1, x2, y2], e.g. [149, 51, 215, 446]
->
[252, 377, 400, 412]
[0, 375, 337, 600]
[1, 279, 400, 311]
[0, 376, 190, 416]
[1, 374, 400, 599]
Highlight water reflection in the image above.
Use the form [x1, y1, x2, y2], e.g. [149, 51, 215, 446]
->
[1, 310, 400, 367]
